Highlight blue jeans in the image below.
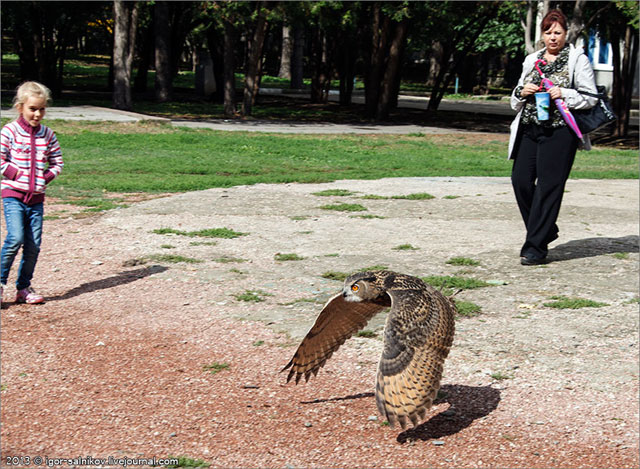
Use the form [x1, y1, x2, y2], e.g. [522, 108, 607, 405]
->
[1, 198, 44, 290]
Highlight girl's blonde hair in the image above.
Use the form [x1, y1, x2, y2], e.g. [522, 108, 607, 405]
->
[13, 81, 52, 109]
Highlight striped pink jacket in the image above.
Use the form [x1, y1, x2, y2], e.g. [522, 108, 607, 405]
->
[1, 116, 63, 204]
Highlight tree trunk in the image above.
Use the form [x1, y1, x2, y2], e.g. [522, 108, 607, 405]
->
[427, 42, 453, 111]
[206, 23, 225, 103]
[241, 2, 270, 116]
[612, 24, 638, 137]
[223, 20, 237, 116]
[134, 14, 154, 92]
[56, 40, 67, 97]
[567, 0, 587, 44]
[113, 0, 138, 110]
[521, 0, 535, 55]
[621, 25, 638, 136]
[338, 37, 355, 105]
[15, 32, 37, 82]
[7, 1, 89, 96]
[428, 12, 493, 111]
[154, 1, 172, 102]
[610, 27, 623, 137]
[310, 26, 329, 103]
[365, 2, 390, 117]
[477, 51, 491, 93]
[290, 26, 304, 89]
[108, 27, 115, 92]
[53, 13, 74, 95]
[278, 24, 292, 79]
[31, 5, 46, 84]
[376, 19, 408, 120]
[426, 40, 443, 87]
[168, 4, 193, 80]
[13, 3, 38, 82]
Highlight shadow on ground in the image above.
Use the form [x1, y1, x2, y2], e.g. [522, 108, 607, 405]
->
[297, 384, 501, 442]
[549, 235, 639, 262]
[300, 392, 375, 405]
[397, 384, 501, 443]
[48, 265, 167, 301]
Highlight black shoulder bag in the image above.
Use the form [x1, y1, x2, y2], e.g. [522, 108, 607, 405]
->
[573, 86, 617, 134]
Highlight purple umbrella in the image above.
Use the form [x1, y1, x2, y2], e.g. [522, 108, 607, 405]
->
[535, 59, 583, 140]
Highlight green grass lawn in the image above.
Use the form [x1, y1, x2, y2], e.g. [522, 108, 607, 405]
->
[29, 120, 634, 207]
[1, 53, 636, 208]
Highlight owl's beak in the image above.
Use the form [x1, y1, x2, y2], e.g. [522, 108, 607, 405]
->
[342, 288, 361, 302]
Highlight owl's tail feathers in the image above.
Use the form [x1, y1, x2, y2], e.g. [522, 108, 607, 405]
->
[375, 348, 441, 429]
[375, 373, 434, 430]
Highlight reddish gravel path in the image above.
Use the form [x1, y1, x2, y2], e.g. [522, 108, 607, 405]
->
[1, 178, 638, 469]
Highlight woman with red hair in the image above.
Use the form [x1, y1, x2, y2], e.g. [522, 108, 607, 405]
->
[508, 9, 598, 265]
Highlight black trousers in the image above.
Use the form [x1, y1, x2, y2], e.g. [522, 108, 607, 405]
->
[511, 125, 579, 259]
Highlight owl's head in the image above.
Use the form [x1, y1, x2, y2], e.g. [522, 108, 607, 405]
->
[342, 271, 391, 303]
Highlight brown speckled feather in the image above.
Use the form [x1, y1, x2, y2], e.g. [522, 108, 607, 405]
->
[281, 293, 388, 384]
[375, 275, 456, 429]
[282, 271, 456, 429]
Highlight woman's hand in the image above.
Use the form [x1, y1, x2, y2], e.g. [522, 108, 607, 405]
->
[520, 83, 540, 97]
[547, 86, 562, 100]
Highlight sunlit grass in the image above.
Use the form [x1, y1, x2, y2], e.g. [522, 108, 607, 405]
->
[543, 296, 609, 309]
[319, 203, 368, 212]
[152, 227, 247, 238]
[46, 127, 634, 200]
[422, 275, 490, 290]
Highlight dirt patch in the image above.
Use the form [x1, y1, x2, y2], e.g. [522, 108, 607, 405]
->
[1, 177, 638, 468]
[46, 120, 176, 135]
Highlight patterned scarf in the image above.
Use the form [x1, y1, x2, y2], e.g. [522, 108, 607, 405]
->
[521, 45, 571, 127]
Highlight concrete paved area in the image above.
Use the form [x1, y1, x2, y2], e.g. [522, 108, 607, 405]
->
[0, 105, 166, 123]
[170, 118, 474, 134]
[1, 94, 518, 134]
[263, 87, 519, 116]
[2, 91, 636, 133]
[102, 176, 639, 342]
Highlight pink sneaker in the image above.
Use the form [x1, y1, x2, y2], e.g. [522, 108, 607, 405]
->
[16, 287, 45, 304]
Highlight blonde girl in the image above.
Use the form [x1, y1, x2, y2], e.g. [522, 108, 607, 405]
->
[1, 81, 64, 305]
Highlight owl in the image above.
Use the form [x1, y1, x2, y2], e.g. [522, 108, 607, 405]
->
[282, 270, 456, 429]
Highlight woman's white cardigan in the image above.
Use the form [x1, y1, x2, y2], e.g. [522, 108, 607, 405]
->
[508, 44, 598, 159]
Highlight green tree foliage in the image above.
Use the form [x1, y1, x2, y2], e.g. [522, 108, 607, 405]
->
[1, 0, 635, 136]
[475, 4, 526, 58]
[412, 1, 500, 110]
[304, 1, 364, 104]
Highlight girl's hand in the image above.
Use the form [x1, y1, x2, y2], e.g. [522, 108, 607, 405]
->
[548, 86, 562, 100]
[520, 83, 540, 97]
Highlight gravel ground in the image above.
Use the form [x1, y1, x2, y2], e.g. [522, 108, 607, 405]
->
[1, 176, 638, 469]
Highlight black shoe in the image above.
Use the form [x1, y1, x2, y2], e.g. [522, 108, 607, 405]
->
[520, 256, 547, 266]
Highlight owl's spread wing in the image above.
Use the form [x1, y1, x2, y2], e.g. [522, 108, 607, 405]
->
[282, 293, 388, 384]
[375, 287, 456, 429]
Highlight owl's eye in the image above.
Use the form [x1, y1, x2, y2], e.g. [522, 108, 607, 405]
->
[351, 284, 359, 292]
